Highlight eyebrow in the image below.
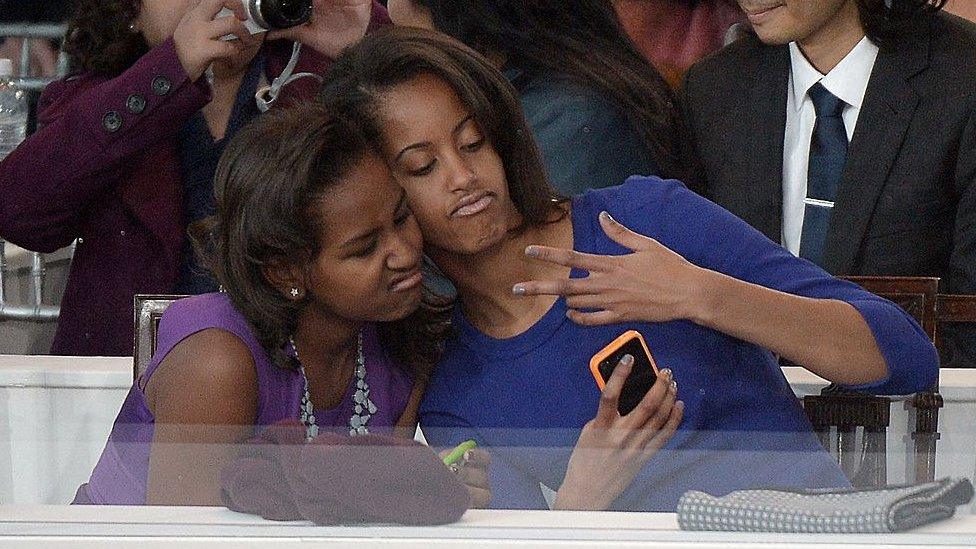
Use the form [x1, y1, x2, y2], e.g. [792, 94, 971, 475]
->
[392, 115, 477, 164]
[339, 190, 408, 250]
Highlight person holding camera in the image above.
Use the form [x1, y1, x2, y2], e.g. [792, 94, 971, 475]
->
[0, 0, 384, 357]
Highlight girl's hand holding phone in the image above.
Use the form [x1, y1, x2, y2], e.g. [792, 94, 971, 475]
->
[554, 355, 683, 511]
[438, 445, 492, 508]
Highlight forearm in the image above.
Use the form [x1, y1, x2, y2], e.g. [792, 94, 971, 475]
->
[554, 483, 609, 511]
[147, 426, 251, 506]
[688, 268, 887, 384]
[0, 39, 208, 249]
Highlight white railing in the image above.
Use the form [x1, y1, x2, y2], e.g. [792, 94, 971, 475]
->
[0, 23, 70, 324]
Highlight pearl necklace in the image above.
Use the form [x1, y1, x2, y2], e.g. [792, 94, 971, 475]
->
[290, 332, 376, 441]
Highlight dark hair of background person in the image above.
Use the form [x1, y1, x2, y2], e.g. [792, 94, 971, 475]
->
[856, 0, 948, 43]
[192, 102, 447, 378]
[61, 0, 147, 76]
[408, 0, 698, 184]
[320, 26, 568, 232]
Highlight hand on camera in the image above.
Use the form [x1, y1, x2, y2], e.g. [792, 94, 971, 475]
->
[438, 447, 492, 508]
[516, 211, 709, 326]
[267, 0, 372, 58]
[173, 0, 258, 81]
[554, 355, 683, 511]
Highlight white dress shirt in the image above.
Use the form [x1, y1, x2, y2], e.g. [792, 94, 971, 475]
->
[781, 36, 880, 255]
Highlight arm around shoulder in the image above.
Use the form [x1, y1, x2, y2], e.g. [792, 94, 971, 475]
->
[145, 328, 259, 506]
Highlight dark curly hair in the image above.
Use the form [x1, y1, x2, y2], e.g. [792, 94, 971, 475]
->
[62, 0, 148, 76]
[196, 101, 448, 380]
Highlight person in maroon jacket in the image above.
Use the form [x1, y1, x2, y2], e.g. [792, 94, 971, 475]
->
[0, 0, 386, 357]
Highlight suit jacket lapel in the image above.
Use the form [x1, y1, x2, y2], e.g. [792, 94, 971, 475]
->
[743, 45, 790, 241]
[822, 25, 930, 274]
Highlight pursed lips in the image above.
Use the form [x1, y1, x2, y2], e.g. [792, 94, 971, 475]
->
[389, 268, 423, 293]
[450, 191, 494, 218]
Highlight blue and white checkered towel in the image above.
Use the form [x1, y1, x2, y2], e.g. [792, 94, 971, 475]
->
[677, 477, 973, 533]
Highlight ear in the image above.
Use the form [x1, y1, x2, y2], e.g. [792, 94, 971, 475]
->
[262, 260, 307, 301]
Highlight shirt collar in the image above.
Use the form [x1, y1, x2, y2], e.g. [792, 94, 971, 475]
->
[788, 36, 879, 112]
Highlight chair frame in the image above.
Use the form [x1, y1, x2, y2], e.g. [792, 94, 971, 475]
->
[132, 294, 186, 381]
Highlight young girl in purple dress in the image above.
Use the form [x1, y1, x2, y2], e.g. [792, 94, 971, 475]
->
[75, 102, 489, 507]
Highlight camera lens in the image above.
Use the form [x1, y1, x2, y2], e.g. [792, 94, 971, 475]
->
[259, 0, 313, 29]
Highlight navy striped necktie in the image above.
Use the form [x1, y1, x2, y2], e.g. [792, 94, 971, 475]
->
[799, 82, 848, 266]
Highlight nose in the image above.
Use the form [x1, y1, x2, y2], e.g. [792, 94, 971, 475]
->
[443, 150, 478, 193]
[386, 228, 422, 273]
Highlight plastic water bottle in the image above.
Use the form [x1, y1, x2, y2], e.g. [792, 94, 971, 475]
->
[0, 59, 28, 161]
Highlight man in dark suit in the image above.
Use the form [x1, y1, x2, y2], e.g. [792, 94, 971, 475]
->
[682, 0, 976, 367]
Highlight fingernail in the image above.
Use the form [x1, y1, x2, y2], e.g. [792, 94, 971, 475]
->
[660, 368, 672, 381]
[512, 284, 526, 295]
[600, 211, 616, 224]
[670, 380, 678, 393]
[621, 354, 634, 366]
[525, 246, 539, 257]
[462, 451, 472, 461]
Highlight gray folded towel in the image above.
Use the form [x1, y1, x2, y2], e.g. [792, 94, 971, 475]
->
[677, 477, 973, 533]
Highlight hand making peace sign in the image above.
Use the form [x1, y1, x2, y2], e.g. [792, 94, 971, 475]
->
[514, 211, 708, 326]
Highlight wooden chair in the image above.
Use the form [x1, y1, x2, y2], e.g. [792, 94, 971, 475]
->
[934, 293, 976, 363]
[132, 294, 187, 380]
[802, 276, 941, 488]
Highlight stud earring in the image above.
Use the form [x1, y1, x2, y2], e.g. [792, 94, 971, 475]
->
[290, 288, 300, 298]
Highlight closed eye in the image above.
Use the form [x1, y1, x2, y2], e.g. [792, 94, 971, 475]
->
[353, 239, 379, 257]
[409, 159, 437, 177]
[461, 137, 485, 152]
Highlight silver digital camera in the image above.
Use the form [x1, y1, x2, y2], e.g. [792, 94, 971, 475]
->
[218, 0, 313, 35]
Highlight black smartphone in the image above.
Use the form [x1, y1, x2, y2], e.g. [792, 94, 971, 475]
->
[589, 330, 659, 415]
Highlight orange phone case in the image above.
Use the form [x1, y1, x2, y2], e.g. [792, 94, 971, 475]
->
[588, 330, 659, 390]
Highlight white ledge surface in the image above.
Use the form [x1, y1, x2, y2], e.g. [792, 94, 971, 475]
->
[0, 506, 975, 547]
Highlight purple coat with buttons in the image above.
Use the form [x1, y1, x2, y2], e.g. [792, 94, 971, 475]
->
[0, 5, 390, 357]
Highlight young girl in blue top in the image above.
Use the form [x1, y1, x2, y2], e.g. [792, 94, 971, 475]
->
[321, 27, 940, 512]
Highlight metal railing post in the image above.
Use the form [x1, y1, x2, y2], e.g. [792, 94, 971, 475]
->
[0, 23, 69, 325]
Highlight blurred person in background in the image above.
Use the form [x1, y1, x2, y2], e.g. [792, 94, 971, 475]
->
[945, 0, 976, 21]
[0, 0, 72, 77]
[614, 0, 745, 88]
[386, 0, 698, 197]
[683, 0, 976, 367]
[0, 0, 385, 357]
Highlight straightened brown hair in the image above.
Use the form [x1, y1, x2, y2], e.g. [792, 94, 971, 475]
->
[63, 0, 148, 76]
[320, 26, 565, 232]
[195, 102, 446, 378]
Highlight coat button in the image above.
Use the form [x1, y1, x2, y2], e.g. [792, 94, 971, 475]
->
[102, 111, 123, 133]
[152, 76, 172, 96]
[126, 94, 147, 114]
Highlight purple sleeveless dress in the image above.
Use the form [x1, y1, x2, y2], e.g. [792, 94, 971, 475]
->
[74, 293, 413, 505]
